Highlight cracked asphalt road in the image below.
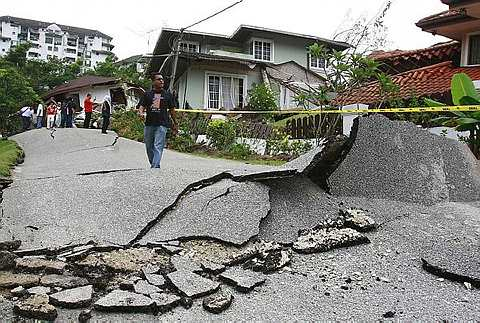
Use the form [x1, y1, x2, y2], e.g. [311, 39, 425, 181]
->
[1, 126, 480, 320]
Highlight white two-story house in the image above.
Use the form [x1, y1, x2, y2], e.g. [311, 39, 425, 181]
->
[0, 16, 114, 68]
[148, 25, 349, 110]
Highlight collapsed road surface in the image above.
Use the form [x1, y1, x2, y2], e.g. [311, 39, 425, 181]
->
[0, 116, 479, 321]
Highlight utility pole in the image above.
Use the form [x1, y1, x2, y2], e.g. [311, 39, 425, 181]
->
[167, 0, 244, 92]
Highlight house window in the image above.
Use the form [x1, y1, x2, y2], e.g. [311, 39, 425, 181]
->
[54, 47, 59, 52]
[48, 46, 53, 51]
[309, 54, 326, 70]
[54, 37, 62, 45]
[252, 39, 273, 61]
[179, 41, 199, 53]
[206, 74, 245, 110]
[468, 34, 480, 65]
[45, 37, 53, 44]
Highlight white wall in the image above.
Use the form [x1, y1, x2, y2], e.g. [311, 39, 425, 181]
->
[342, 104, 368, 136]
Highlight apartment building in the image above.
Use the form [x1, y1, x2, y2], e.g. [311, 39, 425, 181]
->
[0, 16, 114, 68]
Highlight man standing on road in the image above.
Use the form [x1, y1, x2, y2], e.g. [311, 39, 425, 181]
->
[83, 94, 94, 129]
[101, 95, 112, 134]
[138, 73, 177, 168]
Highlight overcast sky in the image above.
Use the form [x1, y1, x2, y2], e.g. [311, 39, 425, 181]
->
[2, 0, 449, 59]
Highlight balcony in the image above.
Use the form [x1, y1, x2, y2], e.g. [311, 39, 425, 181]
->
[208, 49, 254, 61]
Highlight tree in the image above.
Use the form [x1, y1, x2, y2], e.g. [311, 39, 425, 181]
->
[427, 73, 480, 158]
[93, 54, 151, 90]
[0, 61, 40, 135]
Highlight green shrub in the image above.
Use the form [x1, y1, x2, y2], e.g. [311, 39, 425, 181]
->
[267, 129, 313, 158]
[228, 143, 252, 160]
[206, 119, 237, 151]
[169, 132, 195, 153]
[247, 83, 278, 111]
[111, 110, 144, 142]
[0, 139, 23, 177]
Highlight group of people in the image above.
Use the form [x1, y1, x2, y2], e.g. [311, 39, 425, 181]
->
[16, 73, 176, 169]
[16, 94, 112, 134]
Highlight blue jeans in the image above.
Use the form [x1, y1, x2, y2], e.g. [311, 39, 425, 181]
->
[144, 125, 168, 168]
[36, 115, 43, 128]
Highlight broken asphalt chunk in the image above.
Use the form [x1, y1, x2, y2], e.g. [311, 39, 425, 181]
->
[134, 280, 162, 295]
[202, 289, 234, 314]
[341, 209, 377, 232]
[78, 309, 92, 323]
[167, 270, 220, 298]
[150, 292, 181, 313]
[200, 261, 226, 275]
[11, 286, 28, 296]
[13, 294, 57, 321]
[15, 257, 66, 274]
[243, 249, 291, 274]
[293, 227, 370, 254]
[49, 285, 93, 309]
[94, 289, 155, 313]
[0, 272, 40, 288]
[0, 240, 21, 252]
[171, 255, 202, 273]
[0, 251, 18, 270]
[27, 286, 51, 295]
[40, 275, 89, 289]
[144, 273, 166, 287]
[219, 267, 266, 293]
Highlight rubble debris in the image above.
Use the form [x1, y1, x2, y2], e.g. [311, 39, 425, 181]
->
[259, 177, 340, 244]
[94, 289, 155, 313]
[40, 275, 89, 289]
[167, 270, 220, 298]
[202, 290, 234, 314]
[119, 276, 141, 290]
[0, 251, 18, 270]
[13, 294, 57, 321]
[142, 264, 160, 275]
[141, 180, 271, 246]
[340, 209, 377, 232]
[243, 249, 291, 273]
[78, 248, 172, 275]
[225, 241, 282, 266]
[144, 273, 166, 287]
[158, 243, 183, 255]
[134, 280, 162, 295]
[15, 257, 66, 274]
[329, 115, 480, 205]
[220, 267, 266, 293]
[11, 286, 28, 296]
[0, 240, 21, 252]
[49, 285, 93, 308]
[0, 272, 41, 288]
[293, 227, 370, 254]
[200, 261, 226, 274]
[171, 255, 202, 272]
[78, 309, 92, 323]
[27, 286, 51, 295]
[150, 292, 181, 312]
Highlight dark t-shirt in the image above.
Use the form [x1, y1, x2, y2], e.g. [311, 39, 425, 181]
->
[139, 89, 175, 127]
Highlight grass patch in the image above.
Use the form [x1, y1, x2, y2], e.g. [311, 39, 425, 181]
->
[0, 140, 23, 177]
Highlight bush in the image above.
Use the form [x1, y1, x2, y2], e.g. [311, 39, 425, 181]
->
[228, 143, 252, 160]
[111, 110, 144, 142]
[169, 132, 195, 153]
[206, 119, 237, 151]
[247, 83, 278, 111]
[267, 129, 313, 158]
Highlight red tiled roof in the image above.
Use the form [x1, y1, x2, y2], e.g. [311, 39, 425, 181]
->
[369, 41, 459, 61]
[369, 41, 461, 74]
[335, 61, 480, 106]
[416, 8, 474, 29]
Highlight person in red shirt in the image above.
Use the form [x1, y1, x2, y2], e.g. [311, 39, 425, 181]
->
[46, 102, 57, 129]
[83, 94, 94, 129]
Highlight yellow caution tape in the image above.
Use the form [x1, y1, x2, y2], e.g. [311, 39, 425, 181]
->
[175, 105, 480, 115]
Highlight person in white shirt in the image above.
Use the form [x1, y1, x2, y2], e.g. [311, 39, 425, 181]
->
[18, 105, 33, 131]
[36, 102, 44, 128]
